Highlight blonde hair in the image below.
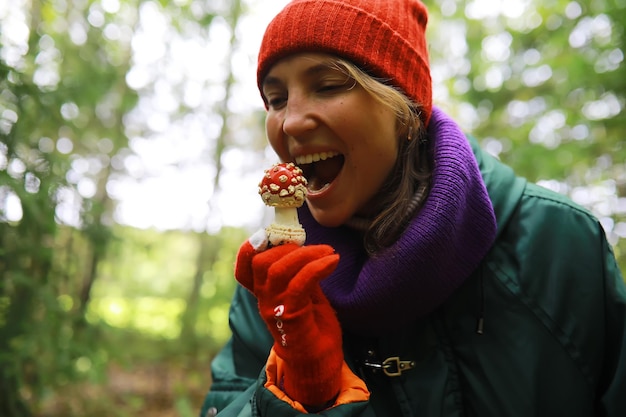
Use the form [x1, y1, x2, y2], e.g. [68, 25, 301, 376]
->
[331, 58, 432, 253]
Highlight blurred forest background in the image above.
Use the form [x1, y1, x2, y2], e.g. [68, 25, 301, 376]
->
[0, 0, 624, 416]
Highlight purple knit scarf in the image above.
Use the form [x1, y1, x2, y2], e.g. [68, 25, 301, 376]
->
[299, 107, 497, 336]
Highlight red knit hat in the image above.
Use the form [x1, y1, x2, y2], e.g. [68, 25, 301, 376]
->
[257, 0, 432, 126]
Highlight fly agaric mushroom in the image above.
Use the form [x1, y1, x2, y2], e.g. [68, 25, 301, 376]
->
[259, 162, 307, 246]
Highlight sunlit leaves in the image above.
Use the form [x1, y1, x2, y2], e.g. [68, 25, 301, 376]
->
[426, 0, 625, 265]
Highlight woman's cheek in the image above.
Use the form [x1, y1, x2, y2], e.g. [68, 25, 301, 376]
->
[265, 113, 277, 137]
[265, 115, 283, 153]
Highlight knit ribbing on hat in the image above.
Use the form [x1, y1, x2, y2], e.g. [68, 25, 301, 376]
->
[257, 0, 432, 126]
[298, 106, 497, 335]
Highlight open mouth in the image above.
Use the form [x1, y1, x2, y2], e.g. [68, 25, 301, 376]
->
[295, 152, 344, 192]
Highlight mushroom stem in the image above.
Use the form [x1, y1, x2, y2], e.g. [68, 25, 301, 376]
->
[266, 206, 306, 247]
[274, 207, 299, 227]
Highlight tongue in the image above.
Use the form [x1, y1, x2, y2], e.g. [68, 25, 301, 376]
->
[308, 156, 343, 191]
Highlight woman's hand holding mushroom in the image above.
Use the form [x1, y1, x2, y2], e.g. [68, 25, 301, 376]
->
[231, 163, 345, 409]
[234, 241, 344, 409]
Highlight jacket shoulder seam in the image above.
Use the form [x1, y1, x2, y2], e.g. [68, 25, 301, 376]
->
[521, 183, 593, 219]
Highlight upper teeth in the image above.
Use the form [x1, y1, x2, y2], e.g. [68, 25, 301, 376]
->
[295, 151, 339, 165]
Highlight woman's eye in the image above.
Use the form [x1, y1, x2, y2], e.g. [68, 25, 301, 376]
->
[318, 83, 341, 92]
[317, 76, 354, 94]
[267, 96, 286, 108]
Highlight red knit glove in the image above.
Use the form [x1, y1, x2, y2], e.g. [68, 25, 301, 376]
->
[235, 233, 343, 408]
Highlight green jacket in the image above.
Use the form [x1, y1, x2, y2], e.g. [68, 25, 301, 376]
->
[201, 139, 626, 417]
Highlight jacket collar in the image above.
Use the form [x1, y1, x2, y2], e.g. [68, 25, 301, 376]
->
[468, 135, 527, 239]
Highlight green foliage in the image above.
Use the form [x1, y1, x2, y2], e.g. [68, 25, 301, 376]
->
[89, 225, 246, 348]
[1, 0, 138, 414]
[426, 0, 626, 272]
[2, 0, 248, 414]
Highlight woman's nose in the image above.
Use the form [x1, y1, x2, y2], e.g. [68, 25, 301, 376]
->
[282, 95, 317, 137]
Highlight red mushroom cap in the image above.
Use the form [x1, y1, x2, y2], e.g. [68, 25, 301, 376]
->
[258, 162, 307, 208]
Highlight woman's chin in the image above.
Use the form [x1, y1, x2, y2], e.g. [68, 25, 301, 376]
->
[308, 206, 350, 228]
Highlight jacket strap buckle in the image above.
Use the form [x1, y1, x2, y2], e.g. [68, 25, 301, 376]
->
[362, 356, 416, 377]
[381, 356, 416, 377]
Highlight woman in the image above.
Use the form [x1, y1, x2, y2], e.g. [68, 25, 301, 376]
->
[201, 0, 626, 416]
